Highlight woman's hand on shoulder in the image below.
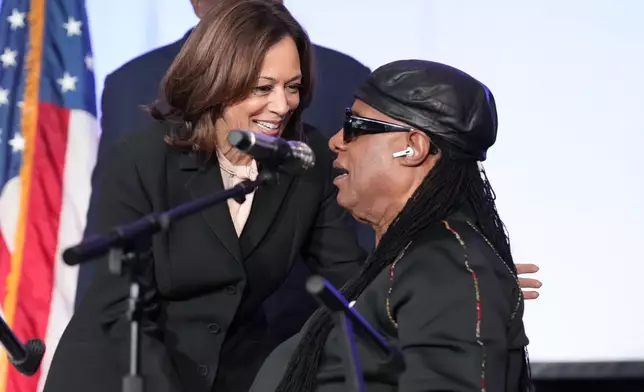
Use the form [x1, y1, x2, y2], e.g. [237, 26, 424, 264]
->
[515, 263, 542, 300]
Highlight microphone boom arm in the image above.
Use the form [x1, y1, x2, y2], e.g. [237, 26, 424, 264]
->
[62, 171, 277, 266]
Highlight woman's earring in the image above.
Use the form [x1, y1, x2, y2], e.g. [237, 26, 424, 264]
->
[392, 146, 415, 158]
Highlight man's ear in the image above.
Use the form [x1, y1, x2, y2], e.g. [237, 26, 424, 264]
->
[397, 130, 440, 167]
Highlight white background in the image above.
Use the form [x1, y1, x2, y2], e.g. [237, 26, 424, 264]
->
[83, 0, 644, 363]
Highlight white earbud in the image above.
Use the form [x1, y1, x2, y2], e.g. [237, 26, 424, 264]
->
[392, 146, 415, 158]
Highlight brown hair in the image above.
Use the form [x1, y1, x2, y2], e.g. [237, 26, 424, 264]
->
[150, 0, 314, 152]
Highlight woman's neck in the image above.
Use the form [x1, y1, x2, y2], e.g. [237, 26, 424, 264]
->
[221, 148, 253, 166]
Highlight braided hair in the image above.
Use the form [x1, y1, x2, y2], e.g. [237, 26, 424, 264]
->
[275, 136, 531, 392]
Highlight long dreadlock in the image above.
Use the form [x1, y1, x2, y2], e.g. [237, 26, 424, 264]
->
[275, 138, 532, 392]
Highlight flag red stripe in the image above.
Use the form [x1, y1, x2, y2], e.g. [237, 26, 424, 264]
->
[5, 103, 69, 391]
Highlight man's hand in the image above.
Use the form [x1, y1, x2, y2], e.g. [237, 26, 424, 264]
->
[516, 263, 542, 300]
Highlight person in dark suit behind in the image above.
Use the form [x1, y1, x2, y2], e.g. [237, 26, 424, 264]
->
[250, 60, 533, 391]
[44, 2, 366, 392]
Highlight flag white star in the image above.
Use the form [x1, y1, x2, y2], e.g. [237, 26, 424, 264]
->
[62, 17, 82, 37]
[1, 48, 18, 68]
[57, 72, 78, 92]
[84, 54, 94, 71]
[7, 9, 26, 30]
[0, 87, 9, 105]
[9, 133, 25, 153]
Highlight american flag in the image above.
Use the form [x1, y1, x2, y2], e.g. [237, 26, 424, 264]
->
[0, 0, 98, 391]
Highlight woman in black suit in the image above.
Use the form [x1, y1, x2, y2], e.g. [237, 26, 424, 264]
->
[43, 2, 365, 392]
[250, 60, 533, 391]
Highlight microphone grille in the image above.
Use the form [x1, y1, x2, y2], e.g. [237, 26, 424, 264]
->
[289, 141, 316, 171]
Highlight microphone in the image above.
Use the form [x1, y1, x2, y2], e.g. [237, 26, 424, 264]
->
[306, 276, 405, 373]
[227, 130, 315, 174]
[0, 316, 45, 376]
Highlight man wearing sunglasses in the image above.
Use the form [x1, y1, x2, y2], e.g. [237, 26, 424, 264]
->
[343, 108, 542, 296]
[251, 59, 536, 391]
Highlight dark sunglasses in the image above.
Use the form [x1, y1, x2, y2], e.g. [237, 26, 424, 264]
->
[343, 108, 414, 142]
[343, 108, 440, 155]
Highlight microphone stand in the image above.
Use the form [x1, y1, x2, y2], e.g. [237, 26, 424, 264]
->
[334, 309, 365, 392]
[62, 169, 279, 392]
[305, 276, 405, 392]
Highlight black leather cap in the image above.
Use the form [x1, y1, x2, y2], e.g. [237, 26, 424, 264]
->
[355, 60, 497, 161]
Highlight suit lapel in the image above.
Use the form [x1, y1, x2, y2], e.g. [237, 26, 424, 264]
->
[239, 171, 296, 259]
[180, 152, 243, 263]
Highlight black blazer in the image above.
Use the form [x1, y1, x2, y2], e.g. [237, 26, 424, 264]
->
[43, 122, 366, 392]
[250, 213, 530, 392]
[77, 32, 374, 302]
